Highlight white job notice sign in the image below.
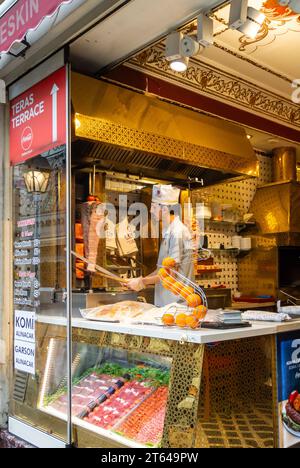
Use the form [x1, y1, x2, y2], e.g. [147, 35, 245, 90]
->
[14, 310, 36, 375]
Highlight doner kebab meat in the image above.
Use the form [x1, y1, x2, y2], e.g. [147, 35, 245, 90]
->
[81, 201, 105, 271]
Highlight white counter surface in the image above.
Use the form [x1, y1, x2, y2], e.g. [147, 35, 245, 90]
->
[37, 315, 300, 345]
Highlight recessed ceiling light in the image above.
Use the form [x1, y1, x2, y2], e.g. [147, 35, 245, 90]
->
[247, 134, 253, 140]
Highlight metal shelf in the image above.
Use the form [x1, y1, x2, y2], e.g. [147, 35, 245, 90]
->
[210, 248, 239, 255]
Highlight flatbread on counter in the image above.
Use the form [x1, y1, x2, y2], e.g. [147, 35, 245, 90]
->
[80, 301, 157, 322]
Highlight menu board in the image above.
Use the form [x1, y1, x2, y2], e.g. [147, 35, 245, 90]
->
[14, 217, 41, 375]
[277, 331, 300, 448]
[11, 66, 68, 376]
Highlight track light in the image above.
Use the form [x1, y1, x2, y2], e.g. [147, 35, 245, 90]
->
[238, 7, 266, 38]
[229, 0, 265, 39]
[165, 32, 194, 73]
[165, 17, 213, 74]
[181, 35, 200, 57]
[165, 31, 186, 72]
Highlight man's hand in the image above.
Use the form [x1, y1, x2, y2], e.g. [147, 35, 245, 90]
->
[126, 277, 145, 292]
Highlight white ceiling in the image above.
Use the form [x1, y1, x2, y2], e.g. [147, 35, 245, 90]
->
[69, 0, 300, 155]
[211, 0, 300, 81]
[70, 0, 219, 74]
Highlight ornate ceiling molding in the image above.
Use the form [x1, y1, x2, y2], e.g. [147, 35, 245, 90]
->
[127, 45, 300, 130]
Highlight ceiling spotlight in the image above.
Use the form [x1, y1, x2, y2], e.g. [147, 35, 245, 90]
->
[289, 0, 300, 13]
[166, 32, 185, 62]
[181, 35, 200, 57]
[165, 32, 191, 73]
[238, 7, 266, 39]
[165, 17, 214, 74]
[229, 0, 265, 39]
[170, 57, 189, 72]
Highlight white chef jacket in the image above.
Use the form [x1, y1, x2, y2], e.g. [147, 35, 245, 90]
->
[155, 216, 194, 307]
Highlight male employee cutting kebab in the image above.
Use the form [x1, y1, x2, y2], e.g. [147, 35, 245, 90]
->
[126, 185, 194, 307]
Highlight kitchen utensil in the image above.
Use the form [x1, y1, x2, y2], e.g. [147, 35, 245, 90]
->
[70, 250, 130, 284]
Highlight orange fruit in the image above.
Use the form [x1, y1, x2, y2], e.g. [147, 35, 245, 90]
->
[162, 314, 175, 326]
[162, 277, 175, 291]
[180, 286, 194, 300]
[158, 268, 169, 279]
[186, 293, 202, 308]
[175, 313, 187, 328]
[171, 281, 184, 296]
[162, 257, 176, 269]
[186, 315, 199, 329]
[193, 305, 208, 321]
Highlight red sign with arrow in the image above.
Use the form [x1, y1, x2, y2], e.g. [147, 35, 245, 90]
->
[10, 66, 67, 165]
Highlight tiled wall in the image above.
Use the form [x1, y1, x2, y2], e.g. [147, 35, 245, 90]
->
[192, 153, 273, 294]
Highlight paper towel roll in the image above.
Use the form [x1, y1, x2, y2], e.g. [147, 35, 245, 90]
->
[232, 236, 241, 249]
[240, 238, 251, 251]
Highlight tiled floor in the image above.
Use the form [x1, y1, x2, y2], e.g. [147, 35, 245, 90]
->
[196, 404, 274, 448]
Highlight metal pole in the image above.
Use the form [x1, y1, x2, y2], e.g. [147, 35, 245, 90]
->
[65, 63, 73, 448]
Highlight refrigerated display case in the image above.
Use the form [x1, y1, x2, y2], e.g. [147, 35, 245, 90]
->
[11, 320, 205, 448]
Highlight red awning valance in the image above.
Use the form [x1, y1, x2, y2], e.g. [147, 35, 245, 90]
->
[0, 0, 73, 55]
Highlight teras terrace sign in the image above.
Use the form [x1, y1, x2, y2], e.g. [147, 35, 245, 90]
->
[0, 0, 69, 54]
[10, 66, 67, 165]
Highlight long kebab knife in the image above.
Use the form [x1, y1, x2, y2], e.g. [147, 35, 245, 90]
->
[69, 249, 130, 284]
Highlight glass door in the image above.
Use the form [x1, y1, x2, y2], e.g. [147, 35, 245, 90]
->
[10, 62, 70, 446]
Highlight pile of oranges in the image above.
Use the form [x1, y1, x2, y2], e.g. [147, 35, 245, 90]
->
[159, 257, 208, 329]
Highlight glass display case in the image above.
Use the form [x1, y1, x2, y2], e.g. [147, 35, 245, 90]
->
[40, 343, 171, 447]
[11, 321, 205, 448]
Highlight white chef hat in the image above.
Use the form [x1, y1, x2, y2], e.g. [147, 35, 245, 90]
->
[152, 185, 180, 206]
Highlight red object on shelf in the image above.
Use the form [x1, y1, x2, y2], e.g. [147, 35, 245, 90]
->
[233, 296, 275, 303]
[196, 268, 222, 275]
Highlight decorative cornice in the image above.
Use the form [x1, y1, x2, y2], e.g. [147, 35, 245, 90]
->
[128, 45, 300, 130]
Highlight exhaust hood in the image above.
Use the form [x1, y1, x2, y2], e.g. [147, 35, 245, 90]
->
[72, 72, 258, 186]
[250, 181, 300, 236]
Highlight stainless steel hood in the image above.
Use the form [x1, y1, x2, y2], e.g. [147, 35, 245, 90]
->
[250, 181, 300, 236]
[72, 72, 258, 186]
